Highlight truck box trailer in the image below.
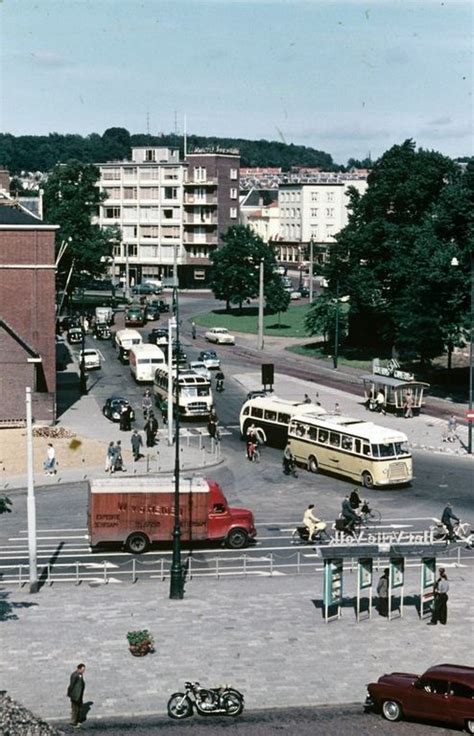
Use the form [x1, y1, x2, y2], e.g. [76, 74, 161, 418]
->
[88, 475, 256, 553]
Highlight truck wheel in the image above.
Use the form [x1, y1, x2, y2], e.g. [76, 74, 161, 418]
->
[126, 532, 149, 554]
[225, 528, 249, 549]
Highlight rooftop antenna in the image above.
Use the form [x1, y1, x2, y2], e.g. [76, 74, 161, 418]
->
[183, 114, 187, 159]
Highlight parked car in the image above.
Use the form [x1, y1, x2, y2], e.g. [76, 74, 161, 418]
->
[102, 397, 135, 423]
[205, 327, 235, 345]
[198, 350, 220, 370]
[299, 286, 310, 298]
[131, 283, 155, 296]
[58, 315, 80, 333]
[67, 327, 83, 344]
[188, 361, 212, 381]
[246, 389, 269, 400]
[79, 348, 101, 370]
[144, 303, 160, 321]
[148, 328, 169, 347]
[142, 279, 163, 293]
[125, 306, 146, 327]
[365, 663, 474, 733]
[290, 291, 301, 300]
[275, 265, 286, 276]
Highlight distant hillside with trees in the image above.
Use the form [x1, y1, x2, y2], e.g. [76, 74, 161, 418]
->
[0, 127, 338, 174]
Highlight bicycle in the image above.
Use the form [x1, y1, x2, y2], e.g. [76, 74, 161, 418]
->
[358, 503, 382, 526]
[430, 519, 472, 544]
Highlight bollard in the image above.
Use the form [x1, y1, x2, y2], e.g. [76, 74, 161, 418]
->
[297, 551, 301, 575]
[269, 553, 274, 576]
[199, 433, 202, 451]
[103, 560, 108, 584]
[188, 556, 192, 580]
[48, 563, 52, 586]
[18, 564, 22, 588]
[132, 558, 137, 583]
[243, 553, 247, 576]
[146, 453, 150, 473]
[457, 546, 461, 567]
[216, 557, 219, 579]
[161, 558, 165, 581]
[76, 561, 80, 586]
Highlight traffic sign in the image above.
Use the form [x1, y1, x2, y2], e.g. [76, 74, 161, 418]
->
[466, 410, 474, 422]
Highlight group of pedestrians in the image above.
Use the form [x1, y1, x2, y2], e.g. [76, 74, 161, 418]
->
[376, 566, 450, 625]
[105, 440, 125, 473]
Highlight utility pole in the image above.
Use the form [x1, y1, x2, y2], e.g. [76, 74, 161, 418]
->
[167, 315, 176, 445]
[169, 283, 183, 599]
[257, 258, 264, 350]
[26, 388, 38, 593]
[333, 279, 340, 370]
[309, 239, 314, 303]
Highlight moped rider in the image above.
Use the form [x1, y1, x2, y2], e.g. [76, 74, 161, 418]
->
[341, 495, 360, 534]
[215, 370, 225, 391]
[302, 504, 326, 540]
[441, 502, 460, 542]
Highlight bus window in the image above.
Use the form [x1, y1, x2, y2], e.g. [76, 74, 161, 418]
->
[354, 438, 361, 454]
[362, 443, 371, 456]
[329, 432, 340, 448]
[197, 386, 210, 397]
[394, 440, 409, 455]
[318, 429, 329, 444]
[341, 435, 353, 451]
[376, 443, 395, 458]
[295, 422, 306, 437]
[242, 406, 250, 416]
[308, 427, 317, 441]
[252, 407, 263, 419]
[264, 410, 277, 421]
[278, 412, 291, 425]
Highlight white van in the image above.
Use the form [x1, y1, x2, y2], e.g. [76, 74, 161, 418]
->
[114, 329, 143, 362]
[129, 344, 166, 382]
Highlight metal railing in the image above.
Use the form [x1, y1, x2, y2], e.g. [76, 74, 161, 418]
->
[1, 544, 470, 588]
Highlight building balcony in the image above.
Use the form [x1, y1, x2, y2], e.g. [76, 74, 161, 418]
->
[184, 194, 217, 205]
[183, 215, 218, 225]
[184, 177, 218, 186]
[183, 234, 218, 245]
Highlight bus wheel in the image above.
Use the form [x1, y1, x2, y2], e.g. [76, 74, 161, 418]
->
[126, 532, 149, 554]
[362, 471, 374, 489]
[308, 455, 319, 474]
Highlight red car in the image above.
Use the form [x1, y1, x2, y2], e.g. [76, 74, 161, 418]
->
[366, 663, 474, 733]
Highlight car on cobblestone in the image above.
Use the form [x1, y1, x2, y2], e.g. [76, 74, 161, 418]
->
[365, 663, 474, 733]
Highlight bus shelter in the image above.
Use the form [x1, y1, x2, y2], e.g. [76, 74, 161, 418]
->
[361, 374, 430, 416]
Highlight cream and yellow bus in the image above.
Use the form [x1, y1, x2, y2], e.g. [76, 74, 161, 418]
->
[239, 396, 326, 448]
[153, 366, 213, 419]
[288, 412, 412, 488]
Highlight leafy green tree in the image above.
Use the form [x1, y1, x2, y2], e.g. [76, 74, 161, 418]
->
[324, 140, 469, 361]
[265, 280, 291, 327]
[209, 225, 279, 310]
[43, 160, 117, 291]
[305, 292, 349, 344]
[0, 495, 12, 514]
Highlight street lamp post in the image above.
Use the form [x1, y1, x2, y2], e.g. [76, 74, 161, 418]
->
[169, 260, 183, 599]
[26, 387, 38, 593]
[79, 289, 87, 395]
[451, 254, 473, 454]
[257, 258, 264, 351]
[333, 279, 340, 370]
[309, 239, 314, 303]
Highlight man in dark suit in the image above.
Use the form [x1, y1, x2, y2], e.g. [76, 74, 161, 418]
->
[67, 663, 86, 728]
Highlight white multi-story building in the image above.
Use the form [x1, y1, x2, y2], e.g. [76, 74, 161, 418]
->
[97, 146, 240, 288]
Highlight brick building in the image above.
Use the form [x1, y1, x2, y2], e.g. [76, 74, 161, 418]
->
[0, 202, 58, 425]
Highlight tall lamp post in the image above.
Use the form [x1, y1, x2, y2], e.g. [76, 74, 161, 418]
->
[169, 262, 183, 598]
[79, 288, 87, 395]
[257, 258, 264, 351]
[452, 254, 473, 454]
[333, 279, 340, 370]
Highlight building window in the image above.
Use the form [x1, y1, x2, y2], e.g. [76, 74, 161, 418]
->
[230, 168, 238, 180]
[162, 226, 180, 239]
[311, 226, 318, 239]
[125, 243, 138, 257]
[123, 225, 137, 238]
[311, 192, 318, 202]
[327, 192, 334, 202]
[140, 167, 159, 180]
[123, 167, 137, 180]
[164, 187, 178, 200]
[163, 168, 180, 180]
[194, 269, 206, 280]
[311, 208, 318, 217]
[230, 207, 238, 219]
[326, 208, 334, 217]
[230, 188, 238, 199]
[102, 168, 121, 180]
[145, 149, 156, 162]
[139, 206, 159, 221]
[141, 226, 159, 239]
[140, 245, 159, 258]
[103, 187, 121, 199]
[104, 206, 120, 219]
[141, 187, 159, 199]
[112, 243, 122, 257]
[163, 208, 174, 220]
[123, 207, 138, 222]
[123, 187, 137, 200]
[194, 166, 207, 182]
[326, 224, 335, 238]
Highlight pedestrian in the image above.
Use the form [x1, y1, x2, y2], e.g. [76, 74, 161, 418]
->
[144, 411, 158, 448]
[131, 430, 143, 461]
[428, 568, 449, 625]
[208, 414, 218, 441]
[334, 402, 341, 415]
[67, 663, 86, 728]
[119, 403, 128, 431]
[376, 568, 389, 617]
[43, 443, 56, 475]
[246, 423, 257, 459]
[404, 391, 414, 418]
[142, 389, 152, 420]
[444, 414, 457, 443]
[376, 390, 386, 415]
[113, 440, 125, 472]
[105, 441, 115, 473]
[191, 321, 197, 339]
[160, 398, 168, 425]
[303, 393, 311, 404]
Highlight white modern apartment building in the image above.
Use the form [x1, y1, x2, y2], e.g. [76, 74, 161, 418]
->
[97, 146, 239, 288]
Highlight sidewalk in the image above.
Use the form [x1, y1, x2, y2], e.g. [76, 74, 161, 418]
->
[1, 566, 472, 724]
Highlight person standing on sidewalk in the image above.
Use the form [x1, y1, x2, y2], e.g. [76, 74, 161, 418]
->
[376, 568, 389, 617]
[428, 568, 449, 625]
[43, 443, 56, 475]
[404, 391, 414, 418]
[144, 411, 158, 447]
[142, 389, 153, 420]
[376, 390, 386, 414]
[67, 663, 86, 728]
[105, 441, 115, 473]
[131, 430, 143, 461]
[191, 321, 197, 339]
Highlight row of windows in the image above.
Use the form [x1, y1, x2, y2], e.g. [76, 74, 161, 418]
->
[280, 190, 336, 203]
[102, 167, 182, 181]
[248, 406, 291, 425]
[280, 207, 335, 220]
[289, 421, 409, 457]
[113, 242, 181, 257]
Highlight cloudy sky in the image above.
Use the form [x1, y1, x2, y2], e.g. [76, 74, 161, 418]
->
[1, 0, 472, 165]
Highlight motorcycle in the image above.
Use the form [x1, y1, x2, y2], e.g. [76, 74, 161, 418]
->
[167, 681, 244, 720]
[292, 523, 331, 545]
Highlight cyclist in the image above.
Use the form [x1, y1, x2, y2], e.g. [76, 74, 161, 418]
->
[441, 502, 460, 542]
[215, 370, 225, 392]
[341, 494, 360, 535]
[349, 488, 362, 510]
[282, 442, 296, 475]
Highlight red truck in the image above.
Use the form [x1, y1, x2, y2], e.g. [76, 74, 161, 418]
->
[88, 475, 256, 553]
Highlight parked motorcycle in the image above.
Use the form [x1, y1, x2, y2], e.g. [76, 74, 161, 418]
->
[167, 681, 244, 719]
[292, 524, 331, 545]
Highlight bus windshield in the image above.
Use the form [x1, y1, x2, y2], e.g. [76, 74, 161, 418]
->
[181, 386, 210, 398]
[371, 441, 410, 458]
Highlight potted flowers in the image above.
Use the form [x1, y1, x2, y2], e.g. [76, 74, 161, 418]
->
[126, 629, 154, 657]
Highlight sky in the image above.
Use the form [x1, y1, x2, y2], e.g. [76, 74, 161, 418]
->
[0, 0, 472, 165]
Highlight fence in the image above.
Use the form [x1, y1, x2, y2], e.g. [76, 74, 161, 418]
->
[1, 544, 470, 588]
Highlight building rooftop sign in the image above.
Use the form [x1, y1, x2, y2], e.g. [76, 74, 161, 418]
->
[190, 147, 240, 156]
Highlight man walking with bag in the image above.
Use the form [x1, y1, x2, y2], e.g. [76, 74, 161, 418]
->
[67, 663, 86, 728]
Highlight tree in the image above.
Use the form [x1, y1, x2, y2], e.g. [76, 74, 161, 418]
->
[0, 495, 12, 514]
[323, 140, 469, 361]
[305, 292, 349, 344]
[209, 225, 280, 310]
[265, 280, 291, 327]
[43, 160, 117, 291]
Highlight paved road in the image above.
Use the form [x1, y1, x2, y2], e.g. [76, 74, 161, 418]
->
[52, 704, 457, 735]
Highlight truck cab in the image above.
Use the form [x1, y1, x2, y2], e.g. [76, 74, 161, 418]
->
[207, 481, 256, 549]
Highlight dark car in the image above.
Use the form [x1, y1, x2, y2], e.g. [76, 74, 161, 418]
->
[298, 286, 310, 298]
[131, 283, 155, 296]
[172, 341, 187, 366]
[58, 315, 80, 333]
[366, 663, 474, 733]
[67, 327, 83, 344]
[102, 397, 135, 423]
[198, 350, 220, 369]
[93, 322, 111, 340]
[125, 306, 146, 327]
[144, 304, 160, 321]
[148, 328, 169, 347]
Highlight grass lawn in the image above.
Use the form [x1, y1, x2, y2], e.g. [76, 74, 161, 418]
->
[286, 343, 374, 371]
[192, 304, 312, 338]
